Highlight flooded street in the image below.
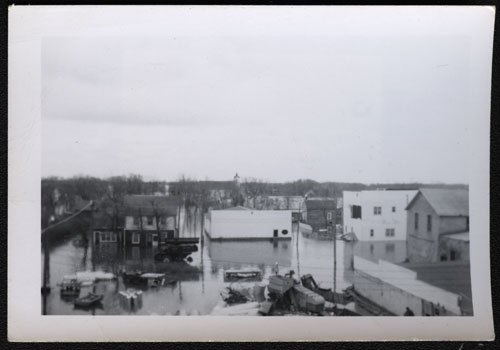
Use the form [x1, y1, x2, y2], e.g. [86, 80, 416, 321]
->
[42, 210, 409, 315]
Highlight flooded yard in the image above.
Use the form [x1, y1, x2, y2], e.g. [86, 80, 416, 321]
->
[41, 212, 410, 316]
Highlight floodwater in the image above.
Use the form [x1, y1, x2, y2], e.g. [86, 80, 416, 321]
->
[41, 211, 409, 316]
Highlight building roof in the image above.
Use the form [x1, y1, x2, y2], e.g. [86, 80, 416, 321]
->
[221, 206, 250, 211]
[406, 188, 469, 216]
[442, 232, 470, 242]
[305, 198, 336, 210]
[123, 195, 180, 216]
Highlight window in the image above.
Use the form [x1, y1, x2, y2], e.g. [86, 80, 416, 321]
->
[133, 216, 139, 225]
[147, 216, 154, 225]
[385, 243, 395, 253]
[100, 231, 117, 242]
[414, 213, 419, 230]
[281, 229, 289, 235]
[427, 215, 432, 232]
[385, 228, 395, 237]
[392, 206, 396, 213]
[373, 206, 382, 215]
[450, 250, 457, 261]
[327, 212, 332, 220]
[466, 216, 470, 230]
[351, 205, 362, 219]
[160, 216, 167, 225]
[370, 229, 374, 237]
[132, 232, 141, 244]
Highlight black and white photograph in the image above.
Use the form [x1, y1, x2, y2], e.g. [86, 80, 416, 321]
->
[8, 5, 494, 341]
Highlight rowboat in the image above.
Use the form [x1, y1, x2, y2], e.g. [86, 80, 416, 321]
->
[224, 268, 262, 282]
[74, 292, 103, 308]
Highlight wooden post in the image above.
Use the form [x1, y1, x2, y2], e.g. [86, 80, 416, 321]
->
[296, 219, 300, 278]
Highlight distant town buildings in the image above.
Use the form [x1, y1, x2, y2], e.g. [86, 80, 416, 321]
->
[406, 188, 469, 263]
[342, 190, 418, 241]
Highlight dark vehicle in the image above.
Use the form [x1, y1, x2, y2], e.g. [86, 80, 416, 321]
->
[154, 238, 199, 262]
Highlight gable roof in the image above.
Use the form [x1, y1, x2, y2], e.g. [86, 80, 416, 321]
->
[222, 206, 251, 211]
[406, 188, 469, 216]
[123, 195, 180, 216]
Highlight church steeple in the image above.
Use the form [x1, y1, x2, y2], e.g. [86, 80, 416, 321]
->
[234, 172, 240, 186]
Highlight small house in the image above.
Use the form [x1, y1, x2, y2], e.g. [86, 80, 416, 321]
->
[302, 198, 337, 233]
[406, 188, 469, 263]
[122, 195, 180, 247]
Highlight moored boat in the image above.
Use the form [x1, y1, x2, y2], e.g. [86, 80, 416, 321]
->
[74, 292, 103, 308]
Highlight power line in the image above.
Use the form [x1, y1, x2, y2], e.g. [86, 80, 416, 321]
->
[42, 200, 93, 235]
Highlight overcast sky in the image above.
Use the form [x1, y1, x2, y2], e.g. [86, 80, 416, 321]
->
[42, 35, 471, 184]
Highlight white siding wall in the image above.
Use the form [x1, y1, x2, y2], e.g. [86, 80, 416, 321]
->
[343, 190, 418, 241]
[208, 210, 292, 239]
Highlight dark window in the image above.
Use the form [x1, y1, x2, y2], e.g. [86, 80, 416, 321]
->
[373, 207, 382, 215]
[440, 254, 448, 262]
[427, 215, 432, 232]
[466, 217, 470, 230]
[370, 244, 374, 254]
[415, 213, 419, 231]
[385, 228, 395, 237]
[282, 229, 288, 235]
[351, 205, 362, 219]
[392, 206, 396, 212]
[273, 229, 278, 238]
[385, 243, 395, 253]
[450, 250, 458, 261]
[147, 216, 154, 225]
[370, 229, 374, 237]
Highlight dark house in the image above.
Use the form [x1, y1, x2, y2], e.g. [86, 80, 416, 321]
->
[303, 198, 337, 232]
[92, 195, 180, 248]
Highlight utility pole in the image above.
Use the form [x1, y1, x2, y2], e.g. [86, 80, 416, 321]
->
[331, 198, 337, 310]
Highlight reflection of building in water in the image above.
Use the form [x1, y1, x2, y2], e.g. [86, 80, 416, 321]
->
[206, 239, 292, 271]
[342, 240, 408, 285]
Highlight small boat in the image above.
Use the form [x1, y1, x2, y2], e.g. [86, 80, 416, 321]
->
[74, 292, 103, 308]
[140, 273, 166, 287]
[122, 271, 147, 285]
[59, 275, 81, 297]
[122, 271, 166, 288]
[224, 268, 262, 282]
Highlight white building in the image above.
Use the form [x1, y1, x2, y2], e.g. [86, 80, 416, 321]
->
[205, 206, 292, 240]
[343, 190, 418, 241]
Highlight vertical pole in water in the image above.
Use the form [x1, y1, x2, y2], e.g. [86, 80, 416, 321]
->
[200, 209, 205, 294]
[42, 238, 50, 315]
[296, 220, 300, 278]
[332, 202, 338, 311]
[333, 225, 337, 296]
